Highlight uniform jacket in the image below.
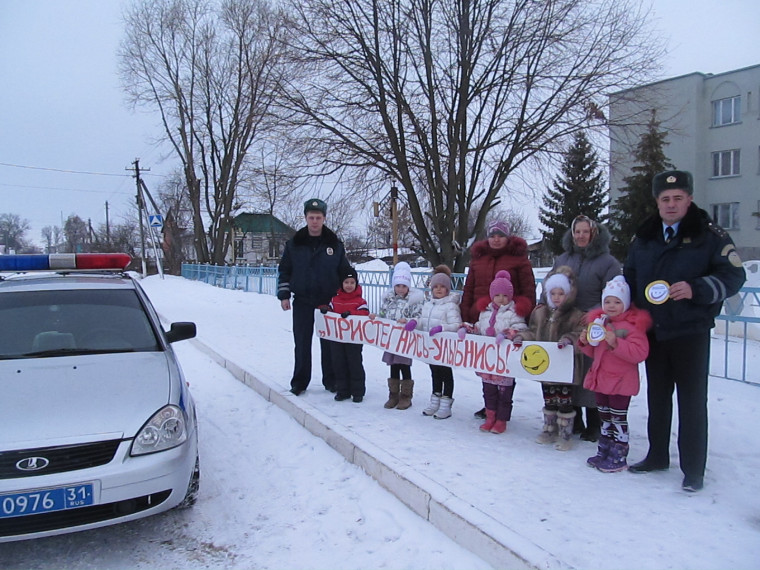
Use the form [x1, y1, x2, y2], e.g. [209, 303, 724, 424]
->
[416, 292, 462, 333]
[329, 285, 370, 316]
[461, 237, 536, 323]
[378, 288, 424, 321]
[553, 224, 621, 311]
[580, 306, 652, 397]
[277, 226, 351, 306]
[624, 204, 746, 341]
[520, 266, 586, 385]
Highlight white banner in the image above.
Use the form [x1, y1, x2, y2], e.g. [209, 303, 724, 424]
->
[315, 312, 574, 383]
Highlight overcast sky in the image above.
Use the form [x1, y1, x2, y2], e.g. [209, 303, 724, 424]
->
[1, 0, 759, 249]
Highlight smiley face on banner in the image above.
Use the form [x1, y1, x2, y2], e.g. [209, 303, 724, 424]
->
[521, 345, 550, 375]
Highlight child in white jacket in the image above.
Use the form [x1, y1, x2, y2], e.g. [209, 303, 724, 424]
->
[404, 265, 461, 419]
[463, 270, 527, 433]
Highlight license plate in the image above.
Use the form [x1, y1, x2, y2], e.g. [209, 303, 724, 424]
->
[0, 483, 94, 519]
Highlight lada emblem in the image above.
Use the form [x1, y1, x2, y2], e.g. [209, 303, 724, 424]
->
[16, 457, 50, 471]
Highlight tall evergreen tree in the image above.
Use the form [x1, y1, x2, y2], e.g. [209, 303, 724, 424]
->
[609, 112, 674, 259]
[540, 131, 608, 255]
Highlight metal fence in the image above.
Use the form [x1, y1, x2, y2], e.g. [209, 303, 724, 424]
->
[181, 263, 759, 385]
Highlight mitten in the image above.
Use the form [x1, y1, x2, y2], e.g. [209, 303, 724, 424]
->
[512, 335, 523, 348]
[429, 325, 443, 336]
[557, 336, 572, 349]
[318, 305, 330, 314]
[485, 326, 496, 337]
[404, 319, 418, 332]
[495, 332, 505, 346]
[340, 311, 351, 318]
[457, 327, 467, 340]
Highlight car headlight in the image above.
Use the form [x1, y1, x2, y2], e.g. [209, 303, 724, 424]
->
[131, 405, 188, 455]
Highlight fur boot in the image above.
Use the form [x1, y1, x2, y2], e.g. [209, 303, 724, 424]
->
[536, 408, 558, 444]
[479, 409, 497, 432]
[396, 379, 414, 410]
[422, 393, 442, 416]
[383, 378, 400, 409]
[433, 396, 454, 419]
[555, 410, 576, 451]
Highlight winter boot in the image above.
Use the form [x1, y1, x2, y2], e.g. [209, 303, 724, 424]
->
[490, 420, 507, 434]
[596, 441, 630, 473]
[383, 378, 401, 409]
[422, 393, 442, 416]
[396, 379, 414, 410]
[479, 409, 497, 432]
[586, 435, 612, 468]
[555, 410, 576, 451]
[580, 407, 601, 442]
[434, 396, 454, 419]
[536, 408, 558, 444]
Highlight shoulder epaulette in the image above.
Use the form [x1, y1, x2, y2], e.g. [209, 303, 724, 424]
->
[708, 221, 729, 239]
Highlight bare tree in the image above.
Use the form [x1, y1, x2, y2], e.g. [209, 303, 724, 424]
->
[63, 215, 89, 253]
[0, 213, 31, 253]
[279, 0, 662, 270]
[119, 0, 288, 265]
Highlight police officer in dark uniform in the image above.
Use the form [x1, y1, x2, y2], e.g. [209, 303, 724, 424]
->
[624, 170, 746, 491]
[278, 198, 351, 395]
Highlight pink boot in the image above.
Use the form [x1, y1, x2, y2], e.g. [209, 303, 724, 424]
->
[479, 409, 496, 431]
[490, 420, 507, 434]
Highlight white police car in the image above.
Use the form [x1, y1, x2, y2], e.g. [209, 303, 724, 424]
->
[0, 254, 199, 542]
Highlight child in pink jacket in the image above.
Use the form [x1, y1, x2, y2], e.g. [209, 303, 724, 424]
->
[578, 276, 651, 473]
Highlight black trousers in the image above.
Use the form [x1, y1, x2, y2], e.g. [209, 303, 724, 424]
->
[331, 341, 365, 398]
[644, 331, 710, 479]
[291, 299, 335, 392]
[429, 365, 454, 398]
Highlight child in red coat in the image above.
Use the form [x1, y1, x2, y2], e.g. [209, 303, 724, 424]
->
[322, 267, 370, 402]
[578, 276, 651, 472]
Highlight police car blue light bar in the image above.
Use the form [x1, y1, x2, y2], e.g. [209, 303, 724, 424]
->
[0, 253, 132, 272]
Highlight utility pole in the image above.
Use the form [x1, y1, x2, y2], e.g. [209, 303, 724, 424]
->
[105, 201, 110, 248]
[128, 159, 150, 276]
[390, 186, 399, 265]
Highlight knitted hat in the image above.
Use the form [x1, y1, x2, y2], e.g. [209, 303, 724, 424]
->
[340, 266, 358, 284]
[392, 261, 412, 287]
[489, 270, 514, 300]
[602, 275, 630, 312]
[304, 198, 327, 215]
[487, 220, 510, 237]
[652, 170, 693, 198]
[429, 265, 452, 293]
[543, 273, 571, 309]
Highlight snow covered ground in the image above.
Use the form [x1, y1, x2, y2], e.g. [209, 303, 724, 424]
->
[129, 272, 760, 570]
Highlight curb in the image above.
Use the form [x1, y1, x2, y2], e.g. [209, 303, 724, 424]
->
[189, 336, 570, 570]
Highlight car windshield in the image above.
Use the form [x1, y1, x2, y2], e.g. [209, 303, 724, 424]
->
[0, 289, 161, 359]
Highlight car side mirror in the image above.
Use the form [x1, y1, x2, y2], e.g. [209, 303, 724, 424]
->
[165, 322, 197, 343]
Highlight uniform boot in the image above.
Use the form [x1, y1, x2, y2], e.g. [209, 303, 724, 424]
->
[383, 378, 400, 409]
[536, 408, 558, 444]
[422, 393, 442, 416]
[580, 407, 601, 442]
[586, 435, 612, 469]
[434, 396, 454, 419]
[596, 441, 630, 473]
[554, 410, 576, 451]
[396, 379, 414, 410]
[479, 409, 497, 432]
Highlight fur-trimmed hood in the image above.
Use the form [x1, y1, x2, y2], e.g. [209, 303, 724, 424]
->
[561, 223, 613, 261]
[470, 235, 528, 260]
[292, 225, 341, 247]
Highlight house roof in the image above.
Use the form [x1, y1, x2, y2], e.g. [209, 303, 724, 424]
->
[233, 213, 294, 235]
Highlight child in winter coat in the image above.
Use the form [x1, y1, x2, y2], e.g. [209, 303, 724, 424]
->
[462, 270, 527, 434]
[514, 266, 585, 450]
[578, 275, 651, 472]
[372, 262, 424, 410]
[322, 267, 370, 403]
[404, 265, 461, 419]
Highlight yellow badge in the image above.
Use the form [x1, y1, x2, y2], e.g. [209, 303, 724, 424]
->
[645, 280, 670, 305]
[520, 345, 550, 375]
[728, 251, 742, 268]
[587, 322, 607, 346]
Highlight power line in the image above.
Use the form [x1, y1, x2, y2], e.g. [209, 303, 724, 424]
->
[0, 161, 167, 178]
[0, 182, 132, 195]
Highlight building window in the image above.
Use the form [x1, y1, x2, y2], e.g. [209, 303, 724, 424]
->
[712, 149, 740, 177]
[711, 203, 740, 230]
[712, 96, 741, 126]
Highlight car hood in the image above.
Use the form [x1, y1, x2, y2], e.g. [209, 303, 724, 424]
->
[0, 352, 173, 450]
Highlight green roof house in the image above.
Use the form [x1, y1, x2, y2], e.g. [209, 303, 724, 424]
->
[230, 213, 295, 265]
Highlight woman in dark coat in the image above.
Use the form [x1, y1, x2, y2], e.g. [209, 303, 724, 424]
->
[461, 219, 536, 418]
[552, 215, 621, 441]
